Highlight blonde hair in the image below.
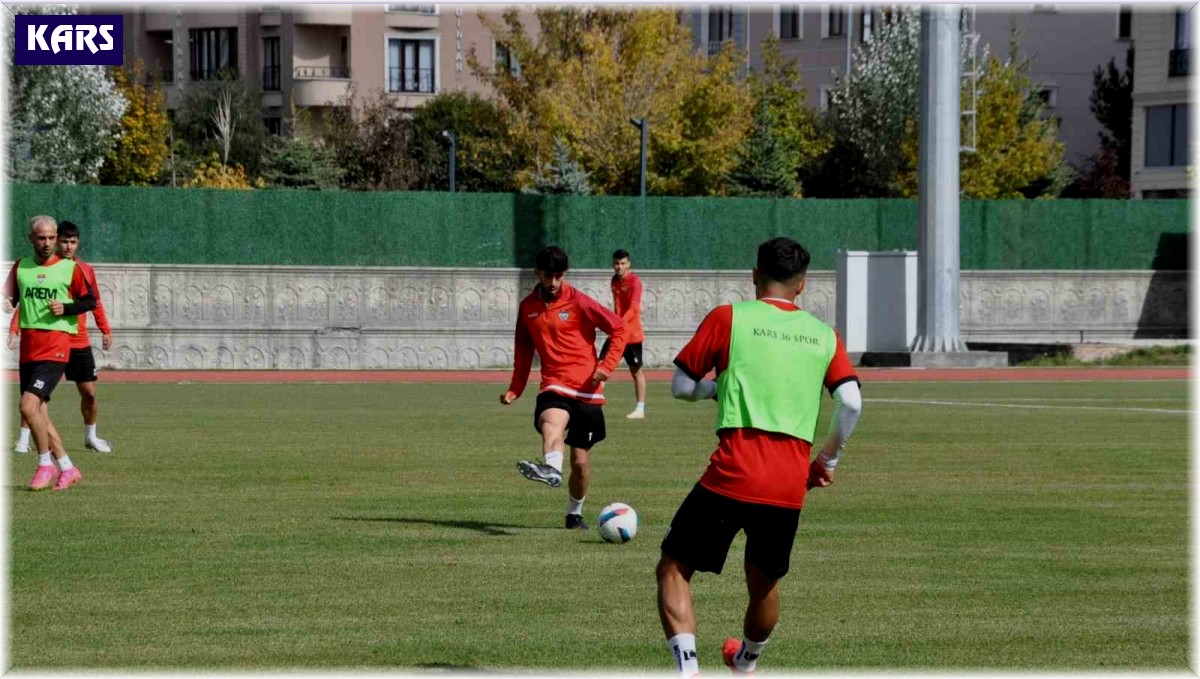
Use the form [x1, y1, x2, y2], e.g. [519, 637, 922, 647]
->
[28, 215, 57, 235]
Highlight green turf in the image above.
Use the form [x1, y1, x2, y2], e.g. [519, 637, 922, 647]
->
[8, 378, 1190, 670]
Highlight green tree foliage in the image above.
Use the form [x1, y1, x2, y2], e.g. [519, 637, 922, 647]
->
[409, 91, 524, 193]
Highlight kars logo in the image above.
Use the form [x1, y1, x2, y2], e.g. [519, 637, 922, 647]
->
[558, 310, 570, 322]
[15, 15, 123, 66]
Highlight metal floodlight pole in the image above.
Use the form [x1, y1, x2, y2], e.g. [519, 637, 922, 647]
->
[441, 130, 456, 193]
[629, 117, 647, 197]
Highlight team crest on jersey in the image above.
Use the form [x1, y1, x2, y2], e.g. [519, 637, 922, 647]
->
[558, 310, 570, 321]
[36, 274, 45, 283]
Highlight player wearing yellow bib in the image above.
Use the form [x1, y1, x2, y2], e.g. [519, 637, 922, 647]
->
[655, 237, 863, 676]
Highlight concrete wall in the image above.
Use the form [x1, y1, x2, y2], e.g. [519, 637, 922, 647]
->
[8, 265, 1185, 370]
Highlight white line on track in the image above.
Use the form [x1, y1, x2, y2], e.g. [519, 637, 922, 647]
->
[868, 398, 1191, 416]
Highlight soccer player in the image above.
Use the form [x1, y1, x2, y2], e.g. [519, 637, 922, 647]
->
[600, 249, 648, 419]
[3, 216, 98, 491]
[12, 221, 114, 454]
[655, 237, 863, 676]
[500, 246, 628, 530]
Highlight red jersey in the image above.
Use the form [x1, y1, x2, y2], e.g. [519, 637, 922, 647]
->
[508, 282, 627, 405]
[674, 298, 858, 509]
[9, 258, 110, 350]
[611, 272, 645, 344]
[3, 257, 97, 364]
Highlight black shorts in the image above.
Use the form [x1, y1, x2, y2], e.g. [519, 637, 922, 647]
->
[661, 484, 802, 581]
[19, 361, 67, 402]
[533, 391, 607, 449]
[65, 347, 97, 383]
[600, 339, 644, 369]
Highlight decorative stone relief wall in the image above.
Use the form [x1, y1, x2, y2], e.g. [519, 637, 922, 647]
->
[4, 265, 1185, 369]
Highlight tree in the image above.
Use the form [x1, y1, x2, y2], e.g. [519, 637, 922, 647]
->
[6, 5, 126, 184]
[527, 137, 593, 195]
[1067, 47, 1133, 197]
[746, 38, 830, 195]
[100, 59, 172, 186]
[472, 7, 753, 196]
[806, 8, 921, 197]
[182, 152, 261, 190]
[727, 102, 797, 198]
[409, 91, 525, 193]
[175, 74, 268, 175]
[896, 54, 1068, 199]
[259, 136, 344, 190]
[322, 88, 424, 191]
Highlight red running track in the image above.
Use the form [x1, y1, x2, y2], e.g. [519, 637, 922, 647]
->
[2, 367, 1190, 383]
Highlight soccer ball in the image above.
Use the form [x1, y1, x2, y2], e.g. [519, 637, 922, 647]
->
[597, 502, 639, 544]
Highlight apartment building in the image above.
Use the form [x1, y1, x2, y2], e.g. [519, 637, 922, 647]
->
[115, 4, 519, 133]
[687, 5, 1133, 169]
[1129, 5, 1192, 198]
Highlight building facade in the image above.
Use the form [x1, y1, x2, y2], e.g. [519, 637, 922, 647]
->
[1129, 4, 1192, 198]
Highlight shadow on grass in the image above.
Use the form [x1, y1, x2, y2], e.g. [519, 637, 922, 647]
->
[332, 516, 530, 536]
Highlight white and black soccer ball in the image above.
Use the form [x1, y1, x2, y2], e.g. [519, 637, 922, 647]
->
[597, 502, 639, 544]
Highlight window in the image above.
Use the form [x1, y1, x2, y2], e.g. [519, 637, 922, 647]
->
[495, 42, 521, 76]
[827, 6, 845, 37]
[1175, 9, 1190, 49]
[708, 6, 735, 42]
[780, 5, 801, 40]
[1035, 86, 1057, 108]
[860, 7, 874, 42]
[262, 37, 280, 91]
[264, 117, 282, 136]
[189, 28, 237, 80]
[1117, 6, 1132, 39]
[386, 4, 435, 13]
[388, 38, 435, 93]
[1144, 104, 1190, 167]
[819, 84, 833, 111]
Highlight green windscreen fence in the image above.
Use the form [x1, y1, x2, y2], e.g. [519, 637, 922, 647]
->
[8, 184, 1190, 270]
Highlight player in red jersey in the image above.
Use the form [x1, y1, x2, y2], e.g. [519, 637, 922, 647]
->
[3, 216, 98, 491]
[500, 246, 628, 530]
[600, 249, 648, 419]
[655, 238, 863, 676]
[11, 221, 114, 454]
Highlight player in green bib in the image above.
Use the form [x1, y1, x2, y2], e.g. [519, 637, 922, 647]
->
[3, 215, 97, 491]
[655, 237, 863, 676]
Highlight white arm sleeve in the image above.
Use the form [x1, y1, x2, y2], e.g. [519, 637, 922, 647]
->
[671, 367, 717, 402]
[816, 380, 862, 470]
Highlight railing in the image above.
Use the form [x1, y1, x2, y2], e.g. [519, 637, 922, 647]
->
[707, 39, 730, 56]
[1169, 48, 1190, 77]
[293, 65, 351, 79]
[189, 67, 233, 81]
[144, 68, 173, 84]
[387, 67, 434, 93]
[263, 65, 281, 91]
[386, 4, 435, 13]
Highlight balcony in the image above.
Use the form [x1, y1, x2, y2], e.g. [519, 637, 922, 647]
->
[144, 11, 178, 32]
[1169, 48, 1190, 77]
[385, 5, 439, 29]
[292, 4, 352, 25]
[292, 65, 351, 106]
[261, 5, 281, 27]
[387, 67, 434, 94]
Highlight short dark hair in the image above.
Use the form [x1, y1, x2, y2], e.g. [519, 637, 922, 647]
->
[612, 249, 630, 261]
[535, 246, 569, 274]
[756, 237, 810, 283]
[58, 221, 79, 239]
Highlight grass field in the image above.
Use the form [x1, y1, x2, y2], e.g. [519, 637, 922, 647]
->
[8, 378, 1191, 671]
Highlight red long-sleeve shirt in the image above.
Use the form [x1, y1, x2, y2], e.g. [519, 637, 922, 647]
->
[507, 282, 627, 405]
[611, 272, 645, 344]
[10, 258, 110, 350]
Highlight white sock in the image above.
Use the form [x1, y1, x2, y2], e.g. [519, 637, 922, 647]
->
[544, 450, 564, 473]
[57, 455, 74, 471]
[567, 495, 585, 516]
[734, 637, 769, 672]
[37, 452, 52, 466]
[17, 428, 31, 445]
[635, 401, 645, 412]
[668, 633, 699, 677]
[85, 424, 97, 439]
